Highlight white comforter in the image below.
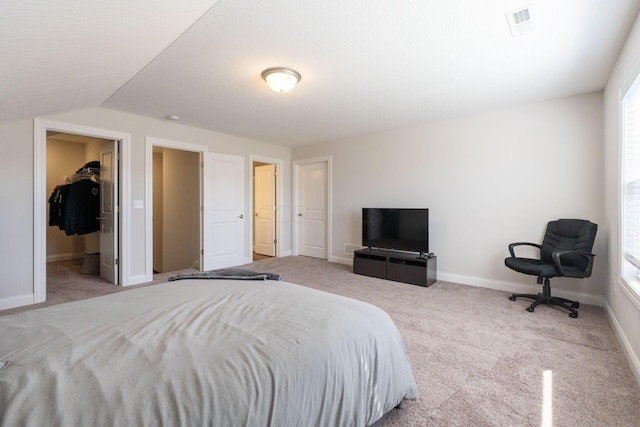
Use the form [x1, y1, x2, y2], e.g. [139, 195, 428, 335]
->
[0, 279, 416, 426]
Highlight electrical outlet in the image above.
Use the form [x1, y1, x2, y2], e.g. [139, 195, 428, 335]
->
[613, 280, 618, 296]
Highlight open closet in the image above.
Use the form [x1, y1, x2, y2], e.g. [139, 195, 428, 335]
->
[46, 132, 116, 289]
[152, 146, 200, 274]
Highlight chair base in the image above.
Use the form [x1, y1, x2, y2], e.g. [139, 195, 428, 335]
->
[509, 278, 579, 318]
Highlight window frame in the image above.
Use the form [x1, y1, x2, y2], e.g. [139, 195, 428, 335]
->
[619, 67, 640, 308]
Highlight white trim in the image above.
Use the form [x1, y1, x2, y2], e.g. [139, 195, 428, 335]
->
[146, 136, 208, 153]
[327, 158, 333, 262]
[120, 132, 132, 286]
[617, 84, 625, 294]
[46, 252, 84, 263]
[437, 271, 603, 306]
[604, 298, 640, 388]
[145, 137, 207, 281]
[292, 156, 333, 261]
[0, 294, 35, 311]
[617, 55, 640, 308]
[33, 119, 132, 304]
[337, 256, 604, 306]
[331, 255, 353, 266]
[619, 277, 640, 310]
[249, 155, 285, 258]
[33, 120, 47, 303]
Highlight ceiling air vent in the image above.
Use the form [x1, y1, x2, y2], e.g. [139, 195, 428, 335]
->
[507, 5, 534, 36]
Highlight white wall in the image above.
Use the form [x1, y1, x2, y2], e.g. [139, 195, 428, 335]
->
[0, 107, 291, 308]
[293, 92, 605, 301]
[0, 118, 36, 305]
[603, 12, 640, 385]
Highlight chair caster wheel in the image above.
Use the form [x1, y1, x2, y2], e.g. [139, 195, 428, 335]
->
[569, 312, 578, 318]
[509, 295, 516, 301]
[571, 302, 579, 308]
[526, 306, 534, 312]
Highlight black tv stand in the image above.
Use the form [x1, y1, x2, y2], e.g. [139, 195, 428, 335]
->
[353, 248, 437, 287]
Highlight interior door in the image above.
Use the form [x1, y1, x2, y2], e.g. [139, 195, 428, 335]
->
[203, 152, 245, 270]
[100, 140, 118, 284]
[254, 164, 276, 256]
[297, 161, 327, 259]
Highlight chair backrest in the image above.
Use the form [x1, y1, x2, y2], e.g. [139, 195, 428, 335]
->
[540, 219, 598, 270]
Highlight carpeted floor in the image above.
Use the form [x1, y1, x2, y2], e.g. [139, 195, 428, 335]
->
[247, 256, 640, 426]
[2, 256, 640, 425]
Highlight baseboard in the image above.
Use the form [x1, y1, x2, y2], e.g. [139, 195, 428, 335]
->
[0, 293, 35, 311]
[604, 299, 640, 388]
[332, 254, 603, 306]
[46, 252, 83, 263]
[438, 271, 603, 307]
[279, 249, 292, 257]
[331, 255, 353, 266]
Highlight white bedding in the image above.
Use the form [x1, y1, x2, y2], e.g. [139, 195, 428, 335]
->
[0, 279, 416, 426]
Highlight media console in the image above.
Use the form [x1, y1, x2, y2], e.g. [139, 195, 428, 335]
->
[353, 248, 437, 287]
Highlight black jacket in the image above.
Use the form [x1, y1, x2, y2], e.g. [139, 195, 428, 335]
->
[48, 179, 100, 236]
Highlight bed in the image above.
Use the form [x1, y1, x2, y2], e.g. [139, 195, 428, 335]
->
[0, 277, 417, 426]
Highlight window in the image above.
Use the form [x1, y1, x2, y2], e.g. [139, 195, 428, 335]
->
[622, 72, 640, 286]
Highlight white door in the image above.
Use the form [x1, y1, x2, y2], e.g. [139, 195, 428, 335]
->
[100, 140, 118, 284]
[297, 162, 327, 259]
[254, 164, 276, 256]
[203, 152, 245, 270]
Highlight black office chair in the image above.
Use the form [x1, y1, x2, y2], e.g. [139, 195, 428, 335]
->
[505, 219, 597, 318]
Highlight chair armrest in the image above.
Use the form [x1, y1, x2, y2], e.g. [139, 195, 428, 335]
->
[552, 250, 596, 277]
[508, 242, 542, 258]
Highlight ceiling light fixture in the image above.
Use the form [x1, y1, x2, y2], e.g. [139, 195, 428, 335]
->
[261, 67, 301, 93]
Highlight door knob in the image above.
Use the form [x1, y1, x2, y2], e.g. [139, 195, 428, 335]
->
[238, 214, 244, 219]
[297, 213, 302, 216]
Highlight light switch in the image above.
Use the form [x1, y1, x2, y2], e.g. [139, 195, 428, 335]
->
[134, 200, 144, 209]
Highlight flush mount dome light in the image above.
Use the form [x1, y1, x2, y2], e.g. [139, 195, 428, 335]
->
[261, 67, 301, 93]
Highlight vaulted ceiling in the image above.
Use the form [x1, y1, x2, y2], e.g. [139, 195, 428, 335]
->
[2, 0, 639, 147]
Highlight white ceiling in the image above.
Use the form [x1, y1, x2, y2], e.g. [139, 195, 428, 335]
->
[2, 0, 639, 147]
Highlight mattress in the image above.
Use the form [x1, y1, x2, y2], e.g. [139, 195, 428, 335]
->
[0, 279, 417, 426]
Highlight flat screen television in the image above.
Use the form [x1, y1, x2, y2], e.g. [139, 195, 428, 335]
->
[362, 208, 429, 254]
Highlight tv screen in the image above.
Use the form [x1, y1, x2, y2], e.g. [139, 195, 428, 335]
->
[362, 208, 429, 253]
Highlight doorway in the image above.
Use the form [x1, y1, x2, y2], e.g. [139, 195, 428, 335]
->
[34, 119, 131, 304]
[145, 137, 248, 280]
[253, 161, 276, 260]
[293, 157, 332, 260]
[152, 146, 200, 273]
[146, 138, 206, 279]
[46, 132, 117, 287]
[249, 155, 284, 261]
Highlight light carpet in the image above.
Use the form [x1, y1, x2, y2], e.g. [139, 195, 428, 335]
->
[248, 256, 640, 426]
[2, 256, 639, 426]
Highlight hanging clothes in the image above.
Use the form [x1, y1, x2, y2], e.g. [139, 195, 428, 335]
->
[48, 185, 69, 229]
[48, 162, 101, 236]
[63, 179, 100, 235]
